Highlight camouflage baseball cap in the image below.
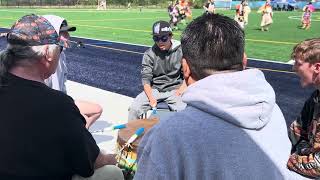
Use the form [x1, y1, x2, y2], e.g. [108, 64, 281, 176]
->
[7, 14, 60, 46]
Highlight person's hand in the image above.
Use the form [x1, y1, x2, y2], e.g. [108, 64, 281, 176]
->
[149, 97, 157, 108]
[103, 154, 117, 165]
[94, 152, 117, 168]
[175, 89, 183, 96]
[175, 82, 187, 96]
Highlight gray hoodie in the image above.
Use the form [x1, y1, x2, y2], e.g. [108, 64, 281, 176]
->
[135, 69, 307, 180]
[141, 39, 183, 92]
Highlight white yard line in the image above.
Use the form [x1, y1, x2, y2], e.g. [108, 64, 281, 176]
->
[73, 35, 294, 65]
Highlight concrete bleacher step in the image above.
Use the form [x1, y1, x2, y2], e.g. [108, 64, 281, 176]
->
[66, 80, 133, 153]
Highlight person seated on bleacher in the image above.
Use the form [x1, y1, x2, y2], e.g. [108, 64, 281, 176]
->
[0, 14, 123, 180]
[128, 20, 186, 121]
[287, 38, 320, 179]
[42, 15, 103, 129]
[0, 15, 103, 129]
[134, 13, 307, 180]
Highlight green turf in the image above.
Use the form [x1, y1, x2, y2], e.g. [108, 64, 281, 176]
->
[0, 8, 319, 62]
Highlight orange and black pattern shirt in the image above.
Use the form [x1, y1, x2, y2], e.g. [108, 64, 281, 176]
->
[288, 90, 320, 178]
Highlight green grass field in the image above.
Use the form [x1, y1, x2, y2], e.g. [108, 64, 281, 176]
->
[0, 8, 319, 62]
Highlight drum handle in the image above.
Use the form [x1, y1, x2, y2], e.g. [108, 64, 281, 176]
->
[117, 127, 145, 154]
[127, 127, 145, 144]
[90, 124, 126, 134]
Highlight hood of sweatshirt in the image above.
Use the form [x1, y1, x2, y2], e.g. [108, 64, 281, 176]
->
[168, 39, 181, 52]
[182, 69, 276, 130]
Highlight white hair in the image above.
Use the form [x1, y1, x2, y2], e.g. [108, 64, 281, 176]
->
[9, 44, 59, 60]
[0, 44, 60, 81]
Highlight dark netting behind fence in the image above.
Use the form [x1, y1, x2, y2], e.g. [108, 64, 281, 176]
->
[0, 0, 109, 7]
[0, 0, 171, 7]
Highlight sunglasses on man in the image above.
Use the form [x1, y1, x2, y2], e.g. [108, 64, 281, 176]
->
[153, 35, 170, 42]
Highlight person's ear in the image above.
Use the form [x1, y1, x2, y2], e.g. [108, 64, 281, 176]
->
[39, 45, 49, 65]
[182, 58, 191, 78]
[242, 52, 248, 69]
[44, 45, 54, 63]
[313, 62, 320, 74]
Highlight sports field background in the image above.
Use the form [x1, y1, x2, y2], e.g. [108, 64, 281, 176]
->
[0, 8, 319, 61]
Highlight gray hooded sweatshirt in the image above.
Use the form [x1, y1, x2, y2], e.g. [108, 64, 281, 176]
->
[134, 69, 307, 180]
[141, 39, 183, 92]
